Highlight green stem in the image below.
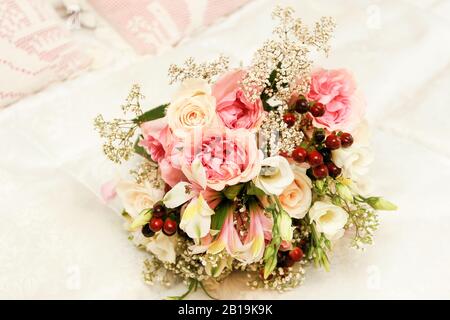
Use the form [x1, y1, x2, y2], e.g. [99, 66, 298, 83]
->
[166, 278, 198, 300]
[199, 282, 218, 300]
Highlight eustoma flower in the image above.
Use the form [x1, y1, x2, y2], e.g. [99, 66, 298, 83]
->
[254, 156, 294, 195]
[208, 201, 273, 264]
[332, 145, 373, 185]
[213, 69, 265, 130]
[308, 201, 348, 240]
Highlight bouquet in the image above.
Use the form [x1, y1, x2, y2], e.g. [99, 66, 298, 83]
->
[94, 7, 396, 299]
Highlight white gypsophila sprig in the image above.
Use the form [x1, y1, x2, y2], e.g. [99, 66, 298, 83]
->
[94, 84, 144, 163]
[242, 6, 336, 103]
[168, 55, 230, 84]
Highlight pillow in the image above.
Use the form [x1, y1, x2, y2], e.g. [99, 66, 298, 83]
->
[0, 0, 92, 108]
[87, 0, 250, 55]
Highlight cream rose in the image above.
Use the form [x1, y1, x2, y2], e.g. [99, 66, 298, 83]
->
[278, 165, 312, 219]
[116, 180, 165, 217]
[167, 78, 218, 137]
[146, 232, 177, 264]
[308, 201, 348, 240]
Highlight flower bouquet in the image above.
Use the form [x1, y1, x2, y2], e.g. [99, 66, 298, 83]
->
[94, 7, 396, 299]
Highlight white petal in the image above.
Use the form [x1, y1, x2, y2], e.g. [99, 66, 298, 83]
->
[179, 194, 213, 239]
[163, 182, 196, 208]
[146, 233, 177, 264]
[184, 158, 207, 190]
[254, 156, 294, 195]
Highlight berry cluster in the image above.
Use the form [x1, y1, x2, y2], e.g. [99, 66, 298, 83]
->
[282, 96, 354, 180]
[141, 202, 178, 238]
[282, 96, 326, 128]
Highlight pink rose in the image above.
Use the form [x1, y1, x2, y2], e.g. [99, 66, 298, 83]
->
[159, 136, 187, 187]
[213, 69, 265, 130]
[139, 117, 171, 162]
[140, 117, 187, 187]
[181, 128, 262, 191]
[308, 68, 364, 132]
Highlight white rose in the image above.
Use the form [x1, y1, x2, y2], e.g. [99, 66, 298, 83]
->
[116, 180, 165, 217]
[146, 232, 177, 264]
[308, 201, 348, 240]
[254, 156, 294, 195]
[167, 78, 218, 137]
[278, 164, 312, 219]
[332, 144, 373, 184]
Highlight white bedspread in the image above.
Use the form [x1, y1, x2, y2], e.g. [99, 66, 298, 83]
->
[1, 0, 449, 299]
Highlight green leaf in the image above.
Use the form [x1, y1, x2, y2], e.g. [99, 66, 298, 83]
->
[129, 209, 152, 231]
[133, 137, 153, 161]
[222, 184, 244, 200]
[263, 247, 278, 279]
[246, 182, 265, 197]
[133, 103, 169, 124]
[336, 183, 353, 202]
[366, 197, 397, 211]
[210, 201, 232, 231]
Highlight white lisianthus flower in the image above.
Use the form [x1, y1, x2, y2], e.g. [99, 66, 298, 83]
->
[254, 156, 294, 195]
[146, 232, 177, 264]
[166, 78, 218, 137]
[116, 180, 165, 217]
[332, 144, 373, 184]
[278, 164, 312, 219]
[309, 201, 348, 240]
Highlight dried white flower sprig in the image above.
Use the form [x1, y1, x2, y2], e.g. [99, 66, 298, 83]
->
[242, 6, 336, 103]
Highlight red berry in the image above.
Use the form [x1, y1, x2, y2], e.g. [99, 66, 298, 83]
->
[326, 162, 342, 178]
[284, 258, 295, 268]
[340, 132, 354, 148]
[163, 218, 177, 236]
[313, 164, 328, 179]
[310, 102, 325, 117]
[152, 202, 166, 218]
[279, 150, 291, 158]
[292, 147, 308, 163]
[325, 134, 341, 150]
[283, 113, 296, 127]
[149, 217, 164, 232]
[288, 247, 304, 262]
[307, 150, 323, 167]
[295, 98, 309, 114]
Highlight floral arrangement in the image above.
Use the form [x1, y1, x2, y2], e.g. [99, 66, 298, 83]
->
[94, 7, 396, 299]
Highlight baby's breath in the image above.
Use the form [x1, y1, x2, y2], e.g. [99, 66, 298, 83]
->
[94, 85, 144, 163]
[168, 55, 230, 84]
[242, 6, 335, 102]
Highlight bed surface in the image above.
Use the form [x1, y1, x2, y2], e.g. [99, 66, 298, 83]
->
[1, 0, 449, 299]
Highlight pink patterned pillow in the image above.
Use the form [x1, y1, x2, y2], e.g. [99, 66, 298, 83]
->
[88, 0, 250, 55]
[0, 0, 92, 108]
